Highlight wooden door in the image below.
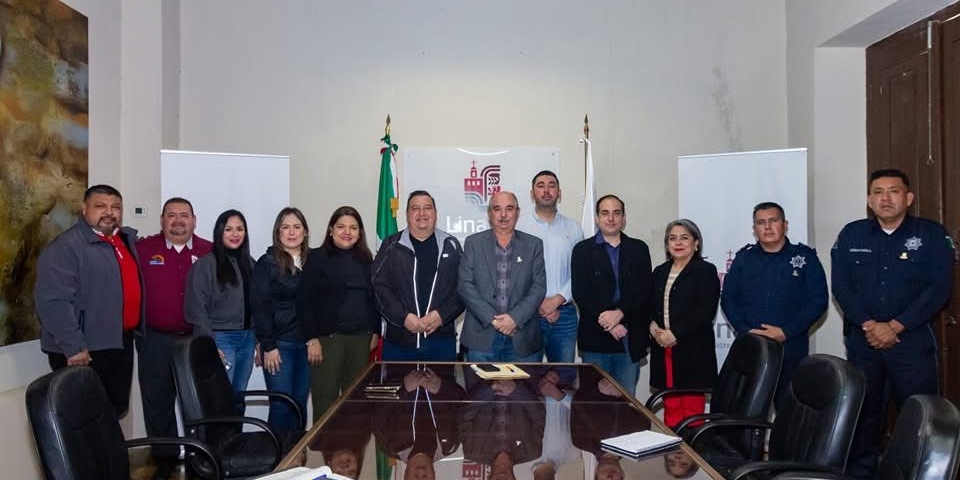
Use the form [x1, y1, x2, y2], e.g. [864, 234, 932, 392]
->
[938, 11, 960, 404]
[867, 23, 939, 220]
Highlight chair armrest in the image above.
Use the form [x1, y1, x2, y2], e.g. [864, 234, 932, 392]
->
[731, 461, 843, 480]
[184, 416, 282, 465]
[674, 412, 740, 434]
[238, 390, 305, 430]
[772, 472, 855, 480]
[124, 436, 221, 480]
[645, 388, 713, 410]
[689, 418, 773, 447]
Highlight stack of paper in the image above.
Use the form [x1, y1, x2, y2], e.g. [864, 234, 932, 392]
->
[253, 466, 353, 479]
[600, 430, 683, 459]
[469, 363, 530, 380]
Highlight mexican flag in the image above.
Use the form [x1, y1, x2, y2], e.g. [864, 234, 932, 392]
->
[376, 133, 399, 241]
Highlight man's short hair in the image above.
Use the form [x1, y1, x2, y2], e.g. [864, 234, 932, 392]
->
[83, 184, 122, 201]
[162, 197, 195, 216]
[595, 194, 625, 215]
[487, 191, 519, 211]
[406, 190, 436, 210]
[752, 202, 785, 221]
[869, 169, 911, 190]
[531, 170, 559, 188]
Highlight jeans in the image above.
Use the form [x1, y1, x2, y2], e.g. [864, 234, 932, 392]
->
[382, 335, 457, 361]
[539, 303, 578, 363]
[214, 329, 257, 411]
[263, 340, 310, 434]
[465, 332, 542, 363]
[581, 350, 639, 397]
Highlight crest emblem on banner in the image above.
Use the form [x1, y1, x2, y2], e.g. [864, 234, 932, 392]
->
[464, 160, 501, 206]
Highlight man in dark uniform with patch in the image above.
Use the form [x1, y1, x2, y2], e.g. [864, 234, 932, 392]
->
[831, 169, 953, 478]
[721, 201, 828, 408]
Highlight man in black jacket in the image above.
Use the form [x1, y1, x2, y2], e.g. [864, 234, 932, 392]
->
[372, 190, 465, 361]
[571, 195, 652, 394]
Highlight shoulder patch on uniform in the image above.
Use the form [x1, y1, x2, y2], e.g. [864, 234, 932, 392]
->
[947, 236, 956, 250]
[796, 242, 816, 253]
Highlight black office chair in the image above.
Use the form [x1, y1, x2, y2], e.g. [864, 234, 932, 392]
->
[646, 333, 783, 461]
[771, 395, 960, 480]
[171, 335, 304, 478]
[689, 354, 866, 480]
[26, 366, 220, 480]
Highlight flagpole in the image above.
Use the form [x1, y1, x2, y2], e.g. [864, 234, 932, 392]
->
[580, 116, 597, 237]
[583, 114, 589, 168]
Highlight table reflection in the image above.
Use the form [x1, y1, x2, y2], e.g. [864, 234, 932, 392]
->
[372, 364, 464, 480]
[281, 363, 722, 480]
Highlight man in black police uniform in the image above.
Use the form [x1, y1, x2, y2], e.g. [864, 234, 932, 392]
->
[721, 202, 828, 409]
[831, 169, 953, 478]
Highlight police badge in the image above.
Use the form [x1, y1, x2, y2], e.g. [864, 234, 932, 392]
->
[904, 237, 922, 251]
[790, 255, 806, 269]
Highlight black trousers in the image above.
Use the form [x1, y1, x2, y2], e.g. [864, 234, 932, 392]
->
[47, 331, 134, 417]
[135, 329, 190, 460]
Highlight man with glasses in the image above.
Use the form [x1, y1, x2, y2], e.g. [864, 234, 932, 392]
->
[721, 201, 828, 408]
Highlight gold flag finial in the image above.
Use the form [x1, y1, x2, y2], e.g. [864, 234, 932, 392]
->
[583, 114, 589, 139]
[385, 114, 391, 136]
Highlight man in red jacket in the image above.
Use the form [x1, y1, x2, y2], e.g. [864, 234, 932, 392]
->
[135, 197, 212, 480]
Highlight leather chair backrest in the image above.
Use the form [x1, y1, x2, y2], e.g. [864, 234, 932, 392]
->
[25, 366, 128, 480]
[769, 354, 865, 469]
[712, 333, 784, 417]
[877, 395, 960, 480]
[171, 335, 242, 443]
[710, 333, 784, 457]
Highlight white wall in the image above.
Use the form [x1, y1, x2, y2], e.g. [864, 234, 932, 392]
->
[176, 0, 791, 401]
[177, 0, 789, 249]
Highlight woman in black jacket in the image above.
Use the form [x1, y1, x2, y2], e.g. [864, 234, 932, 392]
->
[251, 207, 310, 434]
[297, 206, 379, 421]
[649, 219, 720, 428]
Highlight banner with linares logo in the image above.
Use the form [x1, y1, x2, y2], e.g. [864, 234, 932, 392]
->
[401, 148, 560, 244]
[678, 148, 808, 368]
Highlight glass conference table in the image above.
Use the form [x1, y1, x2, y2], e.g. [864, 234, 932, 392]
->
[273, 362, 725, 480]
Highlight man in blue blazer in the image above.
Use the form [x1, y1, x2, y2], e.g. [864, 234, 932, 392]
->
[458, 191, 547, 362]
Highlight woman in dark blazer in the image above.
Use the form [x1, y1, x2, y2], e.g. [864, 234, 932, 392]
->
[251, 207, 310, 435]
[297, 206, 379, 422]
[649, 218, 720, 428]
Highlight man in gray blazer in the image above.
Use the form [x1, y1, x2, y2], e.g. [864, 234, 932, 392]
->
[458, 191, 547, 362]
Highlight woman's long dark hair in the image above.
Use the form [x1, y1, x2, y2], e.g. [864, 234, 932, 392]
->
[271, 207, 310, 273]
[320, 206, 373, 264]
[212, 209, 252, 287]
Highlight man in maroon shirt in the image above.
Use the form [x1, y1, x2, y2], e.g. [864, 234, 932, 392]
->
[135, 197, 212, 479]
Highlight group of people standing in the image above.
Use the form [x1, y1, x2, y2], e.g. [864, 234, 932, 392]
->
[32, 166, 952, 479]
